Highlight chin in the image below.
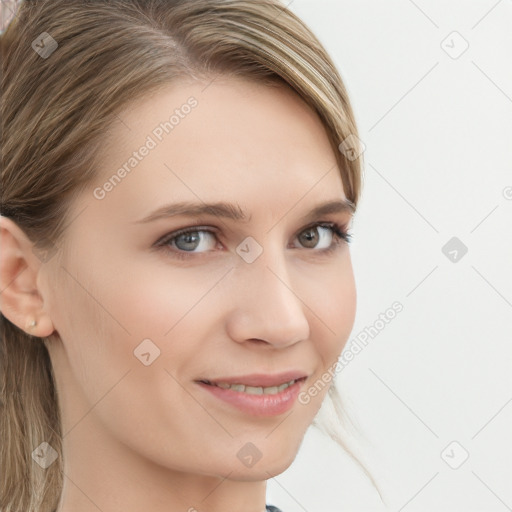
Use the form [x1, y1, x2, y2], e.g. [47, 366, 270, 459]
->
[222, 446, 300, 482]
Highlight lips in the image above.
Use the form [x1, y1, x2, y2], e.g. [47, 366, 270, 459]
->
[196, 374, 308, 416]
[196, 371, 308, 388]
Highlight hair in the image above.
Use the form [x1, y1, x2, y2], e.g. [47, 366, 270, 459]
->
[0, 1, 377, 510]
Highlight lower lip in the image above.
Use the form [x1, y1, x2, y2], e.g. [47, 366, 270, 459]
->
[197, 379, 305, 417]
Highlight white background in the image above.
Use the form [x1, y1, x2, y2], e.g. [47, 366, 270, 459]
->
[267, 1, 512, 511]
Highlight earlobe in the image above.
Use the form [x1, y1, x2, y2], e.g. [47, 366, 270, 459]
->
[0, 216, 55, 338]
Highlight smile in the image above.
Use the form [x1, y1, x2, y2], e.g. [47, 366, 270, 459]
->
[196, 376, 308, 416]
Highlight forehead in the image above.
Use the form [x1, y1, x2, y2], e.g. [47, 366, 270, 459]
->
[80, 76, 347, 223]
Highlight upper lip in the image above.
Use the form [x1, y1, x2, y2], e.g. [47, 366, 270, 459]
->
[197, 371, 309, 387]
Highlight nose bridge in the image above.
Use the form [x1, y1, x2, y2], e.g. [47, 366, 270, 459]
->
[228, 241, 311, 346]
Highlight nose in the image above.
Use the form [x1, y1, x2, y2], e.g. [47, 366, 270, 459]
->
[225, 254, 311, 348]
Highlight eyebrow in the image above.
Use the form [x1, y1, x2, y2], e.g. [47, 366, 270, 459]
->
[134, 198, 355, 224]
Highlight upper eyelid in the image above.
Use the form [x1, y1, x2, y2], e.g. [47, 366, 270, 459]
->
[163, 219, 347, 235]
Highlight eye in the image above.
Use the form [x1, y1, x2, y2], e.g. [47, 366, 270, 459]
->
[293, 223, 348, 250]
[154, 221, 352, 259]
[163, 229, 218, 253]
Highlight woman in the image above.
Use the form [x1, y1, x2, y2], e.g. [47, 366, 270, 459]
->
[0, 1, 377, 511]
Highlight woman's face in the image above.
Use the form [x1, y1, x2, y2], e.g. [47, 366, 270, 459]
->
[41, 76, 357, 481]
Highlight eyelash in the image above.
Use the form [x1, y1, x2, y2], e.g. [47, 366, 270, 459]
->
[155, 221, 352, 261]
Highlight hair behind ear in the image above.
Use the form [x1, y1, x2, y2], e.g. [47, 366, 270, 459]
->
[0, 317, 63, 512]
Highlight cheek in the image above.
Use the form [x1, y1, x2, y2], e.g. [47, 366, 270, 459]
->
[109, 261, 228, 340]
[49, 269, 126, 395]
[45, 240, 146, 403]
[312, 254, 357, 358]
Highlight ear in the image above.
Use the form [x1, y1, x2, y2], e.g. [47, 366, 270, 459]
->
[0, 215, 55, 337]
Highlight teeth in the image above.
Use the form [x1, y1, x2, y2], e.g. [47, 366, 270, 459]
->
[277, 382, 290, 392]
[209, 379, 298, 395]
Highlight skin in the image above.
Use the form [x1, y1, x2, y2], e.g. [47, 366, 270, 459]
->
[0, 76, 357, 512]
